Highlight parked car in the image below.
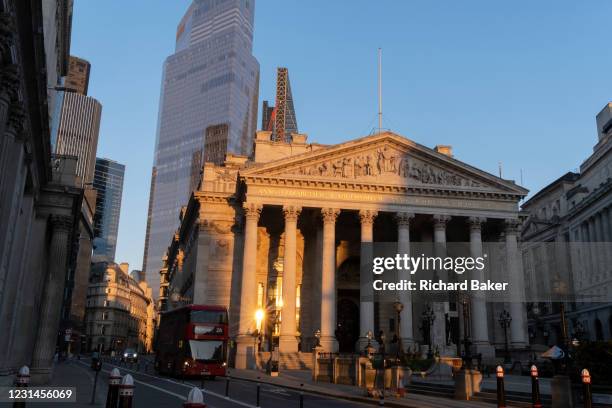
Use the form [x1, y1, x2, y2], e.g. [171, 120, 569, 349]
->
[121, 348, 138, 363]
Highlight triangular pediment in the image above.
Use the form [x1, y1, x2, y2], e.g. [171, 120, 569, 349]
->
[241, 132, 527, 196]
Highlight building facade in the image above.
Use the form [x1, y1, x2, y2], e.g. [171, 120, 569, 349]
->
[85, 263, 155, 353]
[0, 0, 84, 384]
[65, 55, 90, 95]
[143, 0, 260, 292]
[160, 130, 530, 369]
[92, 158, 125, 262]
[53, 91, 102, 185]
[522, 103, 612, 345]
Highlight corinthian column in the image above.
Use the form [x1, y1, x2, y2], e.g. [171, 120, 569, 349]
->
[505, 218, 528, 348]
[279, 205, 301, 353]
[432, 214, 451, 355]
[358, 209, 377, 349]
[468, 217, 495, 358]
[320, 208, 340, 352]
[30, 215, 72, 384]
[396, 212, 415, 348]
[235, 203, 262, 369]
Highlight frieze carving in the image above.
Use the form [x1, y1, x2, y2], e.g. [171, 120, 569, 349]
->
[282, 145, 482, 188]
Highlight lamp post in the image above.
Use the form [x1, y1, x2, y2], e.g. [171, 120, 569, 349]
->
[499, 310, 512, 364]
[422, 305, 435, 359]
[393, 301, 404, 358]
[461, 296, 473, 369]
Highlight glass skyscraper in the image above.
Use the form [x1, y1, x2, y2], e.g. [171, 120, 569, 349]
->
[93, 158, 125, 262]
[143, 0, 259, 294]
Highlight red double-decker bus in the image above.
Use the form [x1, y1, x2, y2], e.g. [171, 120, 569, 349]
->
[155, 305, 228, 378]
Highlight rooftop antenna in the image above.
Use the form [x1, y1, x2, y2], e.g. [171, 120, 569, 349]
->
[498, 162, 503, 178]
[378, 48, 382, 134]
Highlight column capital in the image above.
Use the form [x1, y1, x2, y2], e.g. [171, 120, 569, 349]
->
[395, 212, 415, 227]
[243, 202, 262, 221]
[49, 214, 72, 233]
[468, 217, 487, 231]
[504, 218, 521, 234]
[0, 64, 20, 102]
[359, 209, 378, 225]
[321, 208, 340, 224]
[433, 214, 451, 229]
[7, 102, 26, 137]
[282, 205, 302, 222]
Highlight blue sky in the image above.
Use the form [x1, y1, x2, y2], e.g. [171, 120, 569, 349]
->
[71, 0, 612, 271]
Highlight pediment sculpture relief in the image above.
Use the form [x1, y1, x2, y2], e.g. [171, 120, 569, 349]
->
[282, 146, 482, 188]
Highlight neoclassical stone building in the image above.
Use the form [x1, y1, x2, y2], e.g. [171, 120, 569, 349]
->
[161, 130, 530, 369]
[522, 103, 612, 345]
[1, 0, 83, 384]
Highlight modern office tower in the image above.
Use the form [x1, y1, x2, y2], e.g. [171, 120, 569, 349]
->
[65, 56, 91, 95]
[54, 91, 102, 185]
[92, 158, 125, 262]
[260, 67, 298, 141]
[142, 0, 260, 292]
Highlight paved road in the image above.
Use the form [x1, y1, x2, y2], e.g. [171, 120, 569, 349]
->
[70, 358, 373, 408]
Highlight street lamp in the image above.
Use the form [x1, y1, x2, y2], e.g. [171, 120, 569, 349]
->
[422, 305, 435, 359]
[254, 309, 265, 351]
[499, 310, 512, 364]
[393, 301, 404, 358]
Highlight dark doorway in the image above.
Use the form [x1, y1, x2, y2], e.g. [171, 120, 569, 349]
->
[336, 291, 359, 352]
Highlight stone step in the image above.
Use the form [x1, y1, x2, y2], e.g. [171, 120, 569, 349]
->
[405, 382, 455, 398]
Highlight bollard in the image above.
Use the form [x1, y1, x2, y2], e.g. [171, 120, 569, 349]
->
[582, 369, 592, 408]
[256, 377, 261, 408]
[13, 365, 29, 408]
[530, 365, 542, 408]
[299, 383, 304, 408]
[118, 374, 134, 408]
[184, 387, 207, 408]
[91, 359, 102, 405]
[106, 368, 121, 408]
[496, 366, 506, 408]
[225, 372, 230, 399]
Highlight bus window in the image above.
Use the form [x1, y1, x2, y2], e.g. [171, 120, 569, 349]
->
[189, 340, 224, 362]
[190, 310, 228, 324]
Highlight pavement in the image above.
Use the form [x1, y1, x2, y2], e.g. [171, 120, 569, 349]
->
[25, 356, 547, 408]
